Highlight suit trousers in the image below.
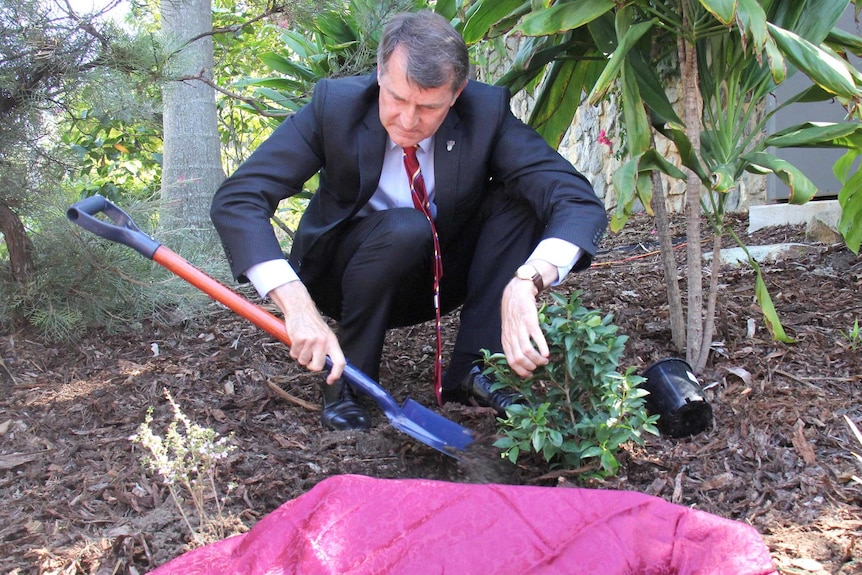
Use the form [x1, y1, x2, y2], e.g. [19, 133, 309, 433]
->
[297, 192, 544, 383]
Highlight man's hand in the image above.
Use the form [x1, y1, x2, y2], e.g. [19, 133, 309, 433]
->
[269, 281, 345, 384]
[500, 260, 557, 378]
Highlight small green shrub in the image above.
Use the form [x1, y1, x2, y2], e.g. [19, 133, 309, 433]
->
[486, 290, 659, 479]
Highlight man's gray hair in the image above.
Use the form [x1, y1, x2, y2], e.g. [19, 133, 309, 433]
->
[377, 11, 469, 93]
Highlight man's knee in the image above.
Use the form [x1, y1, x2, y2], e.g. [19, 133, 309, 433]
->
[364, 208, 434, 260]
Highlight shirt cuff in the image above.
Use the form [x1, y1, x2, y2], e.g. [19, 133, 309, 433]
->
[528, 238, 583, 286]
[245, 259, 300, 298]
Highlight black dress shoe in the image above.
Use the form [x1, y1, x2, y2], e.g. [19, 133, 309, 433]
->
[441, 366, 525, 417]
[319, 381, 371, 431]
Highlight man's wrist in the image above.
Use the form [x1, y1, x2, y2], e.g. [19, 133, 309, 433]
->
[514, 260, 558, 294]
[246, 259, 299, 298]
[515, 263, 544, 293]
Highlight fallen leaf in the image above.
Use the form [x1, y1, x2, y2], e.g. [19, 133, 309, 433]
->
[724, 366, 753, 386]
[672, 471, 684, 504]
[701, 472, 734, 491]
[790, 557, 824, 572]
[210, 408, 228, 422]
[0, 451, 44, 470]
[792, 419, 817, 465]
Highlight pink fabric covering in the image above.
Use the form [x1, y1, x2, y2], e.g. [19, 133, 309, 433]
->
[150, 474, 777, 574]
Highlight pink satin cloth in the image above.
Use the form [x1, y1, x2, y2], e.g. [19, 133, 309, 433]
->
[150, 474, 777, 574]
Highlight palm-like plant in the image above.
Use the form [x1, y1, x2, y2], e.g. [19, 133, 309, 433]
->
[235, 0, 423, 115]
[455, 0, 862, 371]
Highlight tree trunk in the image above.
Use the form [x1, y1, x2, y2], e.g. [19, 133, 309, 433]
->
[160, 0, 224, 251]
[650, 166, 686, 352]
[678, 5, 705, 371]
[696, 231, 722, 371]
[0, 199, 34, 282]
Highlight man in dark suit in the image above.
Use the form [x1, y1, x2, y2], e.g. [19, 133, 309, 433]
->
[211, 10, 607, 431]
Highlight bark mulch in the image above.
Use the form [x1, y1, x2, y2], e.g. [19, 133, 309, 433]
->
[1, 212, 860, 574]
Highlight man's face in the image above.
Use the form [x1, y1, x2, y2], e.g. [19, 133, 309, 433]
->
[378, 46, 465, 149]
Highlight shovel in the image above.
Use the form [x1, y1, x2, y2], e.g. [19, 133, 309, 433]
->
[67, 195, 475, 457]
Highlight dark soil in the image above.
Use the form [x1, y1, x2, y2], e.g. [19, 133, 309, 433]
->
[1, 213, 860, 574]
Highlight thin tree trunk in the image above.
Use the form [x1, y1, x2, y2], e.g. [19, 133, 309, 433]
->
[679, 5, 704, 371]
[0, 199, 34, 282]
[650, 166, 685, 351]
[696, 231, 721, 371]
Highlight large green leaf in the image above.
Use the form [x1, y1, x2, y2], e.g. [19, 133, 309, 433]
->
[767, 22, 859, 98]
[827, 26, 862, 55]
[701, 0, 738, 26]
[763, 36, 787, 84]
[280, 31, 313, 60]
[835, 149, 862, 253]
[495, 39, 571, 95]
[530, 58, 592, 147]
[766, 121, 862, 148]
[629, 51, 684, 128]
[314, 12, 356, 45]
[588, 19, 656, 104]
[838, 181, 862, 253]
[741, 151, 818, 204]
[462, 0, 526, 44]
[753, 259, 795, 343]
[258, 53, 316, 81]
[779, 0, 849, 43]
[620, 60, 650, 155]
[434, 0, 457, 21]
[736, 0, 768, 52]
[639, 150, 689, 180]
[609, 150, 687, 232]
[515, 0, 615, 37]
[655, 125, 710, 184]
[610, 156, 641, 232]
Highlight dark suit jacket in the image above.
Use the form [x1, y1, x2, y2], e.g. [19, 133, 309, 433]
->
[211, 73, 607, 284]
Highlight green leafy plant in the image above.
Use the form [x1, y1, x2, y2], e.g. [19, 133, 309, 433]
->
[841, 319, 861, 351]
[455, 0, 862, 372]
[237, 0, 421, 116]
[486, 290, 659, 480]
[131, 390, 238, 546]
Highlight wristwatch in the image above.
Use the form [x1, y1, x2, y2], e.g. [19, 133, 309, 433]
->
[515, 264, 544, 293]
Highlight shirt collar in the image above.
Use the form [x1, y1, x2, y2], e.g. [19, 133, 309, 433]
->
[387, 135, 435, 153]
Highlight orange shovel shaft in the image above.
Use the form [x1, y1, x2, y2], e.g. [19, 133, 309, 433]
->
[153, 246, 291, 348]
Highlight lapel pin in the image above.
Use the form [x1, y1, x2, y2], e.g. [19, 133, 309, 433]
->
[446, 140, 455, 152]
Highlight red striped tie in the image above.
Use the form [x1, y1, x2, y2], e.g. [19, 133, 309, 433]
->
[403, 145, 444, 405]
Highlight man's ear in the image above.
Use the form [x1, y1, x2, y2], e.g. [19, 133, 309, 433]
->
[451, 80, 467, 106]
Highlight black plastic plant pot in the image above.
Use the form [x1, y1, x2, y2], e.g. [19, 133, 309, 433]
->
[641, 358, 713, 437]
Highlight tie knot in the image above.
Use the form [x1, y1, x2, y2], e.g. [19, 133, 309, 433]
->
[403, 145, 419, 160]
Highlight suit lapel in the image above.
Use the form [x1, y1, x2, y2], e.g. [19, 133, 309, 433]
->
[433, 111, 462, 238]
[357, 99, 387, 210]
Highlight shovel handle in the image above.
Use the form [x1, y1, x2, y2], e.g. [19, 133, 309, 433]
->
[67, 195, 295, 346]
[66, 195, 393, 407]
[67, 195, 161, 259]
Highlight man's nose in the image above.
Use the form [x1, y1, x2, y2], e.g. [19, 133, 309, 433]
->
[400, 106, 419, 129]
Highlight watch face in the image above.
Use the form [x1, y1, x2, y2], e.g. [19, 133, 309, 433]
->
[516, 264, 536, 279]
[515, 264, 543, 292]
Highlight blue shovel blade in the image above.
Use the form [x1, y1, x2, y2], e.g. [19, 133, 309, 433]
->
[392, 399, 475, 455]
[340, 362, 475, 457]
